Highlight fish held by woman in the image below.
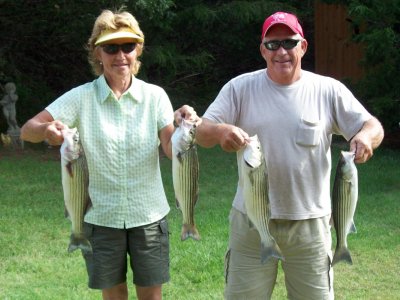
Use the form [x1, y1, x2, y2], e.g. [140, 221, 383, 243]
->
[171, 119, 200, 241]
[60, 127, 92, 254]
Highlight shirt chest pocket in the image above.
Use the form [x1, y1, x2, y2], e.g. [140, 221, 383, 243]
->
[296, 118, 321, 147]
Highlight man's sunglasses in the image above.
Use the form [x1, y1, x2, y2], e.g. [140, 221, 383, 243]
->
[263, 39, 302, 51]
[101, 43, 136, 55]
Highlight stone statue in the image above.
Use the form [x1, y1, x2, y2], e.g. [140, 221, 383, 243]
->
[0, 82, 19, 133]
[0, 82, 23, 149]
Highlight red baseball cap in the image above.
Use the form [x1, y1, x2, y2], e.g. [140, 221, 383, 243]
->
[261, 12, 304, 41]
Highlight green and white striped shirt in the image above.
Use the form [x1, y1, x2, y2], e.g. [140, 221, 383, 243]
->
[47, 75, 173, 228]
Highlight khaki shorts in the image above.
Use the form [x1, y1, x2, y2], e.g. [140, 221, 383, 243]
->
[224, 208, 334, 300]
[82, 218, 170, 289]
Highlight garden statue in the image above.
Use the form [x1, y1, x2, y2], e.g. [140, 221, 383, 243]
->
[0, 82, 19, 133]
[0, 82, 23, 148]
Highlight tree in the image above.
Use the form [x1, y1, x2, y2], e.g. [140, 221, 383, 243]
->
[0, 0, 312, 128]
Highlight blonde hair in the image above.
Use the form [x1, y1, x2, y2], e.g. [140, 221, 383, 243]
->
[87, 9, 144, 76]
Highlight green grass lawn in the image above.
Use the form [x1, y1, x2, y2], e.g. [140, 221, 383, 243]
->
[0, 143, 399, 299]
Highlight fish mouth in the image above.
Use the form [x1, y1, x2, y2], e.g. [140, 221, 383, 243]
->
[245, 161, 254, 168]
[244, 160, 258, 168]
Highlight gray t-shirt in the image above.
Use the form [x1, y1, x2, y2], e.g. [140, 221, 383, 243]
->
[203, 69, 371, 220]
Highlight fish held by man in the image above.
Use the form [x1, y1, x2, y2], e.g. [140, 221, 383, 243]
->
[332, 150, 358, 266]
[61, 127, 92, 254]
[241, 135, 284, 263]
[171, 119, 200, 241]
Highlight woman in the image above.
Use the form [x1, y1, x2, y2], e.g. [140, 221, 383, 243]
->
[20, 8, 199, 300]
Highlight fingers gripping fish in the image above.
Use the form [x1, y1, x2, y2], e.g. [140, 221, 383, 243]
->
[60, 127, 92, 254]
[171, 119, 200, 241]
[242, 135, 284, 263]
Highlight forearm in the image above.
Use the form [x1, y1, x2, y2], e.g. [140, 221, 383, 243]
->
[350, 116, 384, 163]
[196, 118, 249, 152]
[159, 123, 175, 160]
[20, 119, 51, 143]
[362, 117, 384, 149]
[20, 110, 65, 145]
[195, 118, 221, 148]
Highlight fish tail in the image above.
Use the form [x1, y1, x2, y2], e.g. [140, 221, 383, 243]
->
[181, 224, 201, 241]
[68, 233, 93, 255]
[349, 221, 357, 234]
[332, 246, 353, 266]
[261, 241, 284, 264]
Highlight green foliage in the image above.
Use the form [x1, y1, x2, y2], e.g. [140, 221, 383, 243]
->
[0, 1, 309, 121]
[349, 1, 400, 131]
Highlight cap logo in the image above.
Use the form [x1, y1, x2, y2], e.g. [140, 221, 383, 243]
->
[272, 12, 287, 23]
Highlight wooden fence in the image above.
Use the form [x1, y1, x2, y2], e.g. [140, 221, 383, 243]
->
[314, 1, 364, 82]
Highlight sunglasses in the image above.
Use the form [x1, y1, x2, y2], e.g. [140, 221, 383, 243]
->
[101, 43, 136, 55]
[263, 39, 302, 51]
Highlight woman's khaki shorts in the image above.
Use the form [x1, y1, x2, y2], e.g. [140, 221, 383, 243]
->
[224, 208, 334, 300]
[82, 218, 170, 290]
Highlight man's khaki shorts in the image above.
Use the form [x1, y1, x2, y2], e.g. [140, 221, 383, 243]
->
[224, 208, 334, 300]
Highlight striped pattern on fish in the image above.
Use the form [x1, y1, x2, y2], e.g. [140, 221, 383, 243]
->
[242, 135, 284, 263]
[61, 127, 92, 254]
[172, 119, 200, 241]
[332, 150, 358, 266]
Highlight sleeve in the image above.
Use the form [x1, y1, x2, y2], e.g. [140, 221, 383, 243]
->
[203, 80, 239, 125]
[156, 87, 174, 130]
[46, 87, 81, 128]
[331, 81, 372, 141]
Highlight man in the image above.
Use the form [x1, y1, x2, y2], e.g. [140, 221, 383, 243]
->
[195, 11, 384, 300]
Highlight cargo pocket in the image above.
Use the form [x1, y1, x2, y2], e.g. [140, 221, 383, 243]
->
[224, 248, 231, 284]
[159, 219, 170, 260]
[82, 222, 94, 258]
[296, 118, 321, 147]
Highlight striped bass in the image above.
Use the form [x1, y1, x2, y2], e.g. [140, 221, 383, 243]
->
[332, 150, 358, 266]
[171, 119, 200, 241]
[60, 127, 92, 254]
[241, 135, 284, 263]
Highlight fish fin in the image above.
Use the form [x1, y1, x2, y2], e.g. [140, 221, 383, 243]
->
[332, 246, 353, 266]
[349, 221, 357, 234]
[177, 152, 184, 164]
[260, 241, 284, 264]
[329, 216, 337, 229]
[64, 205, 70, 219]
[193, 192, 199, 207]
[66, 162, 74, 177]
[247, 218, 255, 229]
[68, 233, 93, 255]
[175, 198, 181, 209]
[84, 197, 92, 214]
[181, 224, 201, 241]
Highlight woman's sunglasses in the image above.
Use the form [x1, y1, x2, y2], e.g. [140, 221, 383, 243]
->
[263, 39, 302, 51]
[101, 43, 136, 55]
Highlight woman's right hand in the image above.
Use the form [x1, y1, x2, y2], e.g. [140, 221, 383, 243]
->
[44, 120, 67, 145]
